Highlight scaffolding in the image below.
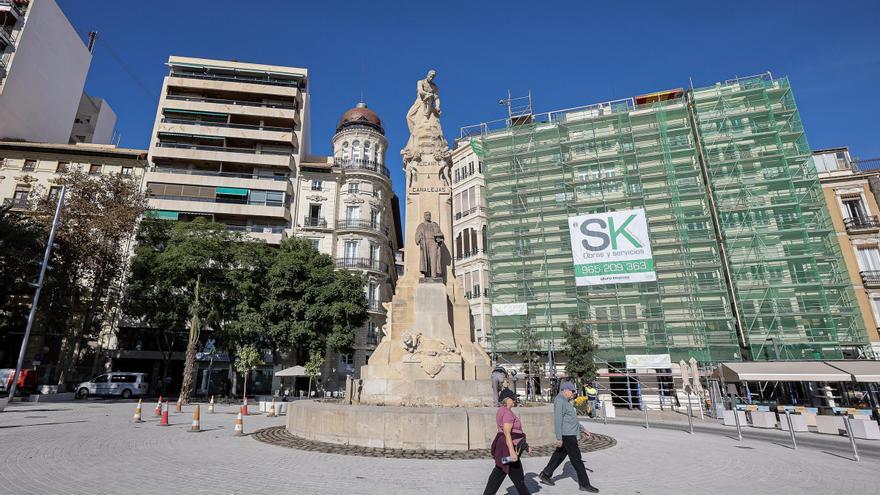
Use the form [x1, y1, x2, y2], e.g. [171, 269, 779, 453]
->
[475, 73, 869, 366]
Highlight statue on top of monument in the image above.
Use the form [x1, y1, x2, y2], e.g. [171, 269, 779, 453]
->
[415, 211, 444, 279]
[406, 69, 441, 133]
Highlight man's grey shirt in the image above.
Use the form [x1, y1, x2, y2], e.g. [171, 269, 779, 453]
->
[554, 392, 583, 440]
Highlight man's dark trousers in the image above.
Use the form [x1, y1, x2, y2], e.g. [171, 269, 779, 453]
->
[541, 435, 590, 487]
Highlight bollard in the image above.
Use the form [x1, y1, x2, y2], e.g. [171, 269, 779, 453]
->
[189, 404, 201, 432]
[686, 398, 694, 434]
[643, 403, 649, 429]
[602, 401, 608, 425]
[843, 415, 860, 462]
[175, 397, 182, 413]
[732, 405, 743, 442]
[784, 411, 797, 450]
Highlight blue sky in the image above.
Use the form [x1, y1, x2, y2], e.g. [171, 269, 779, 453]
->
[60, 0, 880, 200]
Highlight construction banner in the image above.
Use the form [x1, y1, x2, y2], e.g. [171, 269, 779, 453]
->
[568, 208, 656, 286]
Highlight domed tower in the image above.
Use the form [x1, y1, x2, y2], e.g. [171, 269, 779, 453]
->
[328, 102, 399, 386]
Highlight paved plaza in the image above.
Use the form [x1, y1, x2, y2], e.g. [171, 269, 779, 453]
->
[0, 400, 877, 495]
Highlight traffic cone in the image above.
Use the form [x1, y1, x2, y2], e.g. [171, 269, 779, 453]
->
[268, 397, 276, 417]
[159, 401, 169, 426]
[175, 396, 182, 413]
[208, 395, 215, 414]
[189, 405, 201, 432]
[154, 396, 163, 417]
[132, 399, 143, 423]
[233, 411, 243, 436]
[242, 396, 248, 416]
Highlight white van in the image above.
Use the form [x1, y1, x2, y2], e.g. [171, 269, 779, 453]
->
[75, 372, 149, 399]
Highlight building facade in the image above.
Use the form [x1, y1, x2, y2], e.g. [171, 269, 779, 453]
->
[815, 147, 880, 357]
[467, 73, 869, 368]
[0, 0, 93, 143]
[450, 144, 490, 348]
[0, 141, 147, 381]
[69, 92, 117, 145]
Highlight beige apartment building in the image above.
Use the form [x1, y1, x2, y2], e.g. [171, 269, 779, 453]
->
[815, 147, 880, 357]
[0, 141, 147, 380]
[451, 142, 490, 349]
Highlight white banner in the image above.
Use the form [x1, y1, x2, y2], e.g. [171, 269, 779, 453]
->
[626, 354, 672, 370]
[491, 302, 528, 316]
[568, 208, 656, 286]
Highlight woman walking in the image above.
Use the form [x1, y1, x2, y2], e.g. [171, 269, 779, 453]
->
[483, 388, 531, 495]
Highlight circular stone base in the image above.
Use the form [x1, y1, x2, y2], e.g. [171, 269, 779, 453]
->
[254, 426, 617, 460]
[287, 400, 558, 451]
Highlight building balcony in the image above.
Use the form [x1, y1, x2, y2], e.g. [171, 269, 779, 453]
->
[336, 219, 388, 237]
[147, 195, 289, 220]
[151, 141, 294, 168]
[0, 0, 26, 18]
[454, 206, 485, 221]
[302, 216, 328, 229]
[146, 167, 289, 192]
[455, 249, 484, 261]
[226, 224, 286, 244]
[464, 287, 489, 300]
[336, 257, 389, 275]
[860, 271, 880, 288]
[0, 26, 15, 47]
[333, 157, 390, 179]
[844, 216, 880, 234]
[164, 95, 299, 122]
[167, 73, 302, 101]
[365, 334, 379, 346]
[158, 119, 298, 147]
[367, 301, 386, 314]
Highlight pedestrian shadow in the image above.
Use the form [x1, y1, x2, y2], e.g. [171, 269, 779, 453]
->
[0, 420, 88, 429]
[519, 472, 543, 493]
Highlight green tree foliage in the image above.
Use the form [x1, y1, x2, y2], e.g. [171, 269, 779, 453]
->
[304, 351, 324, 397]
[561, 322, 597, 390]
[0, 205, 44, 339]
[233, 344, 262, 399]
[518, 326, 543, 400]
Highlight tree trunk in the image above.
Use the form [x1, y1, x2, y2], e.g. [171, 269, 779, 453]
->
[179, 337, 197, 404]
[307, 376, 312, 398]
[242, 371, 248, 403]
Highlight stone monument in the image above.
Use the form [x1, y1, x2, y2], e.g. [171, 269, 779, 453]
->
[287, 70, 554, 450]
[355, 69, 494, 407]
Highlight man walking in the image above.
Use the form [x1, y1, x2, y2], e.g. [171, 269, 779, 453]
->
[539, 382, 599, 493]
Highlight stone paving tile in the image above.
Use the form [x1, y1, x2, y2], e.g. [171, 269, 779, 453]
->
[0, 401, 878, 495]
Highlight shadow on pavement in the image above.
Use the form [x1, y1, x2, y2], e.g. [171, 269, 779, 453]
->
[0, 420, 88, 429]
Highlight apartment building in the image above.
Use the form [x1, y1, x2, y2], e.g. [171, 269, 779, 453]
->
[0, 0, 93, 143]
[816, 147, 880, 357]
[466, 73, 869, 368]
[0, 140, 146, 379]
[451, 143, 490, 348]
[144, 56, 307, 244]
[69, 92, 117, 145]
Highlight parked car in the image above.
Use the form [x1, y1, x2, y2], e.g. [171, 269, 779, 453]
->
[0, 368, 37, 396]
[75, 372, 149, 399]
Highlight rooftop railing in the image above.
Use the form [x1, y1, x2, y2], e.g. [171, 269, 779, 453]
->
[169, 70, 304, 89]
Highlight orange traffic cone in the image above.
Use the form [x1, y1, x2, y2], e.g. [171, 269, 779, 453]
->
[189, 404, 201, 432]
[159, 401, 170, 426]
[242, 396, 248, 416]
[154, 396, 163, 417]
[208, 395, 215, 414]
[233, 411, 243, 436]
[133, 399, 143, 423]
[268, 397, 276, 417]
[175, 396, 182, 413]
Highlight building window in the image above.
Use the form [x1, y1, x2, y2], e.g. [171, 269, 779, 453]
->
[370, 209, 379, 228]
[122, 167, 133, 176]
[340, 354, 353, 366]
[368, 280, 379, 308]
[857, 247, 880, 272]
[352, 140, 360, 160]
[342, 142, 349, 160]
[311, 179, 323, 191]
[48, 186, 62, 203]
[308, 203, 321, 221]
[12, 185, 30, 205]
[367, 321, 378, 344]
[348, 182, 360, 194]
[22, 160, 36, 171]
[344, 240, 359, 260]
[89, 164, 102, 175]
[369, 243, 379, 264]
[872, 298, 880, 327]
[310, 238, 320, 250]
[54, 162, 69, 173]
[346, 206, 359, 221]
[364, 141, 371, 162]
[842, 197, 868, 222]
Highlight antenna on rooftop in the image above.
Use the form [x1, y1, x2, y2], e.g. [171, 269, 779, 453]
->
[499, 90, 533, 127]
[87, 31, 98, 53]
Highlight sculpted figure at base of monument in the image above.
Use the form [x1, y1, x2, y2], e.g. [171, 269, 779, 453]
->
[415, 211, 444, 280]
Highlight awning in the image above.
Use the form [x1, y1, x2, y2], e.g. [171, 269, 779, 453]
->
[275, 365, 317, 377]
[718, 361, 851, 382]
[145, 210, 179, 220]
[216, 187, 248, 196]
[825, 361, 880, 383]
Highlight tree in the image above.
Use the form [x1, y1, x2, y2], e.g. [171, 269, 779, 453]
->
[0, 205, 44, 342]
[304, 351, 324, 398]
[518, 326, 543, 400]
[561, 322, 597, 391]
[233, 344, 262, 401]
[124, 218, 242, 402]
[29, 170, 146, 387]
